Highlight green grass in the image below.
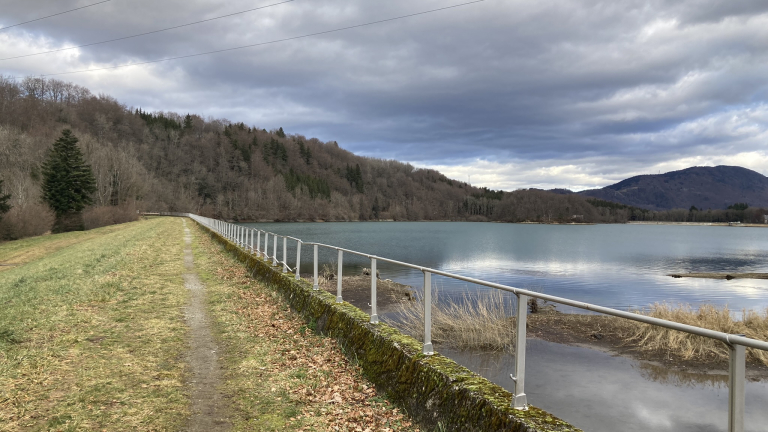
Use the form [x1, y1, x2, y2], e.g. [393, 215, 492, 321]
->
[0, 217, 190, 431]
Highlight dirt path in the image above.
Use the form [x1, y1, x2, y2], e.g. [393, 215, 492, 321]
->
[182, 219, 231, 431]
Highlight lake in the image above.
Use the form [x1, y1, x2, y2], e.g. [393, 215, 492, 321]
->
[241, 221, 768, 431]
[243, 222, 768, 311]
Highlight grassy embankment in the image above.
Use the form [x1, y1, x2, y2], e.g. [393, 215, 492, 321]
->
[0, 218, 190, 431]
[396, 291, 768, 367]
[0, 217, 421, 431]
[189, 221, 419, 431]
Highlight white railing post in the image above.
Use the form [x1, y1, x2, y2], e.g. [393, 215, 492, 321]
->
[272, 235, 277, 266]
[337, 250, 343, 303]
[250, 229, 254, 252]
[256, 231, 261, 256]
[423, 270, 433, 355]
[264, 232, 268, 259]
[370, 258, 378, 324]
[313, 244, 319, 290]
[295, 241, 301, 280]
[729, 341, 746, 432]
[282, 237, 288, 273]
[512, 293, 528, 410]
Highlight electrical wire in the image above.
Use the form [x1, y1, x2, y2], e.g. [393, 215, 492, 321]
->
[1, 0, 296, 61]
[0, 0, 114, 32]
[6, 0, 485, 79]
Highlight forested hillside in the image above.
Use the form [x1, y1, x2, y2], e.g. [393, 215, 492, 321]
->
[0, 76, 701, 240]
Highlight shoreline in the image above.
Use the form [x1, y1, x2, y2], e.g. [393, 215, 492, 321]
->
[628, 221, 768, 227]
[226, 218, 768, 227]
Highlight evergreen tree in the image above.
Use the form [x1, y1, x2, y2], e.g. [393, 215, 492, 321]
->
[0, 179, 11, 221]
[183, 113, 193, 130]
[298, 140, 312, 165]
[276, 127, 286, 138]
[41, 129, 97, 232]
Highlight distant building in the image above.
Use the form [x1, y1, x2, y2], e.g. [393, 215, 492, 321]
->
[764, 214, 768, 224]
[571, 215, 584, 221]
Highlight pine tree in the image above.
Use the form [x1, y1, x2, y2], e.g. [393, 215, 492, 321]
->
[183, 113, 193, 130]
[41, 129, 97, 232]
[0, 179, 11, 221]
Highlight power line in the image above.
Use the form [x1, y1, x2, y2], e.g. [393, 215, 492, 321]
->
[1, 0, 296, 61]
[0, 0, 115, 32]
[6, 0, 485, 79]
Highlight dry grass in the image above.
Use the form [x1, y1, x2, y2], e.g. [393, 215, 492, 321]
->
[394, 290, 516, 352]
[626, 303, 768, 366]
[394, 290, 768, 367]
[190, 223, 420, 432]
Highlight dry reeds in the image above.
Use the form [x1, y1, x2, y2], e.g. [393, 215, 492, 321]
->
[625, 303, 768, 366]
[395, 290, 768, 366]
[394, 289, 516, 351]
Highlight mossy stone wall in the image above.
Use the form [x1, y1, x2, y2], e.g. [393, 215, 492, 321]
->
[198, 222, 582, 432]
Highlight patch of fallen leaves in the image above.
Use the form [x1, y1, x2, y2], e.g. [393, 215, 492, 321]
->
[200, 231, 419, 432]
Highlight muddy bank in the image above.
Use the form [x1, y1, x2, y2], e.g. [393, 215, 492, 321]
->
[668, 272, 768, 280]
[301, 273, 415, 313]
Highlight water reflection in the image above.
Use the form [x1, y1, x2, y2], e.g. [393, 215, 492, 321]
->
[442, 340, 768, 432]
[634, 362, 728, 388]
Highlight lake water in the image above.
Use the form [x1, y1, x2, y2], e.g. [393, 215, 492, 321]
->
[243, 222, 768, 311]
[241, 221, 768, 431]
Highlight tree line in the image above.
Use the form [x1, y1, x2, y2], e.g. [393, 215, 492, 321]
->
[1, 76, 764, 240]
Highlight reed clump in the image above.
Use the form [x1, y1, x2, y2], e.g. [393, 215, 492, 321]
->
[625, 303, 768, 366]
[394, 290, 516, 351]
[395, 291, 768, 366]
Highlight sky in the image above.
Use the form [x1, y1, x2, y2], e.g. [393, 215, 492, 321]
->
[1, 0, 768, 191]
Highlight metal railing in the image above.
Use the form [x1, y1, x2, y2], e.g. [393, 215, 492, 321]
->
[166, 212, 767, 432]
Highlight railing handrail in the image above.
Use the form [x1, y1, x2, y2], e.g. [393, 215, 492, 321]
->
[157, 212, 762, 432]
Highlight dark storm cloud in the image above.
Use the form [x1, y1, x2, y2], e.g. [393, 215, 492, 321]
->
[1, 0, 767, 189]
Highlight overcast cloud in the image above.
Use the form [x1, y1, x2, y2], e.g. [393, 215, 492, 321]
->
[1, 0, 767, 190]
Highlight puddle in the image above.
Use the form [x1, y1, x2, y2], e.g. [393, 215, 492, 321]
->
[441, 340, 768, 432]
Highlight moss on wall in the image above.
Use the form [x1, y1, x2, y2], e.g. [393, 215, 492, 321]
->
[198, 223, 582, 432]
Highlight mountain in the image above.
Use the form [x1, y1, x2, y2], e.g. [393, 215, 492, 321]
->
[578, 166, 768, 211]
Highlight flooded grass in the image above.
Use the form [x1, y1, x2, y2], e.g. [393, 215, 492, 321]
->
[395, 290, 516, 351]
[629, 303, 768, 366]
[394, 292, 768, 367]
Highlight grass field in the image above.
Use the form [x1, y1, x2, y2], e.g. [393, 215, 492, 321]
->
[0, 217, 190, 431]
[0, 217, 419, 432]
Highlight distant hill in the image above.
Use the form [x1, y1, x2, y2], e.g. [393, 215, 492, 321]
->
[577, 166, 768, 210]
